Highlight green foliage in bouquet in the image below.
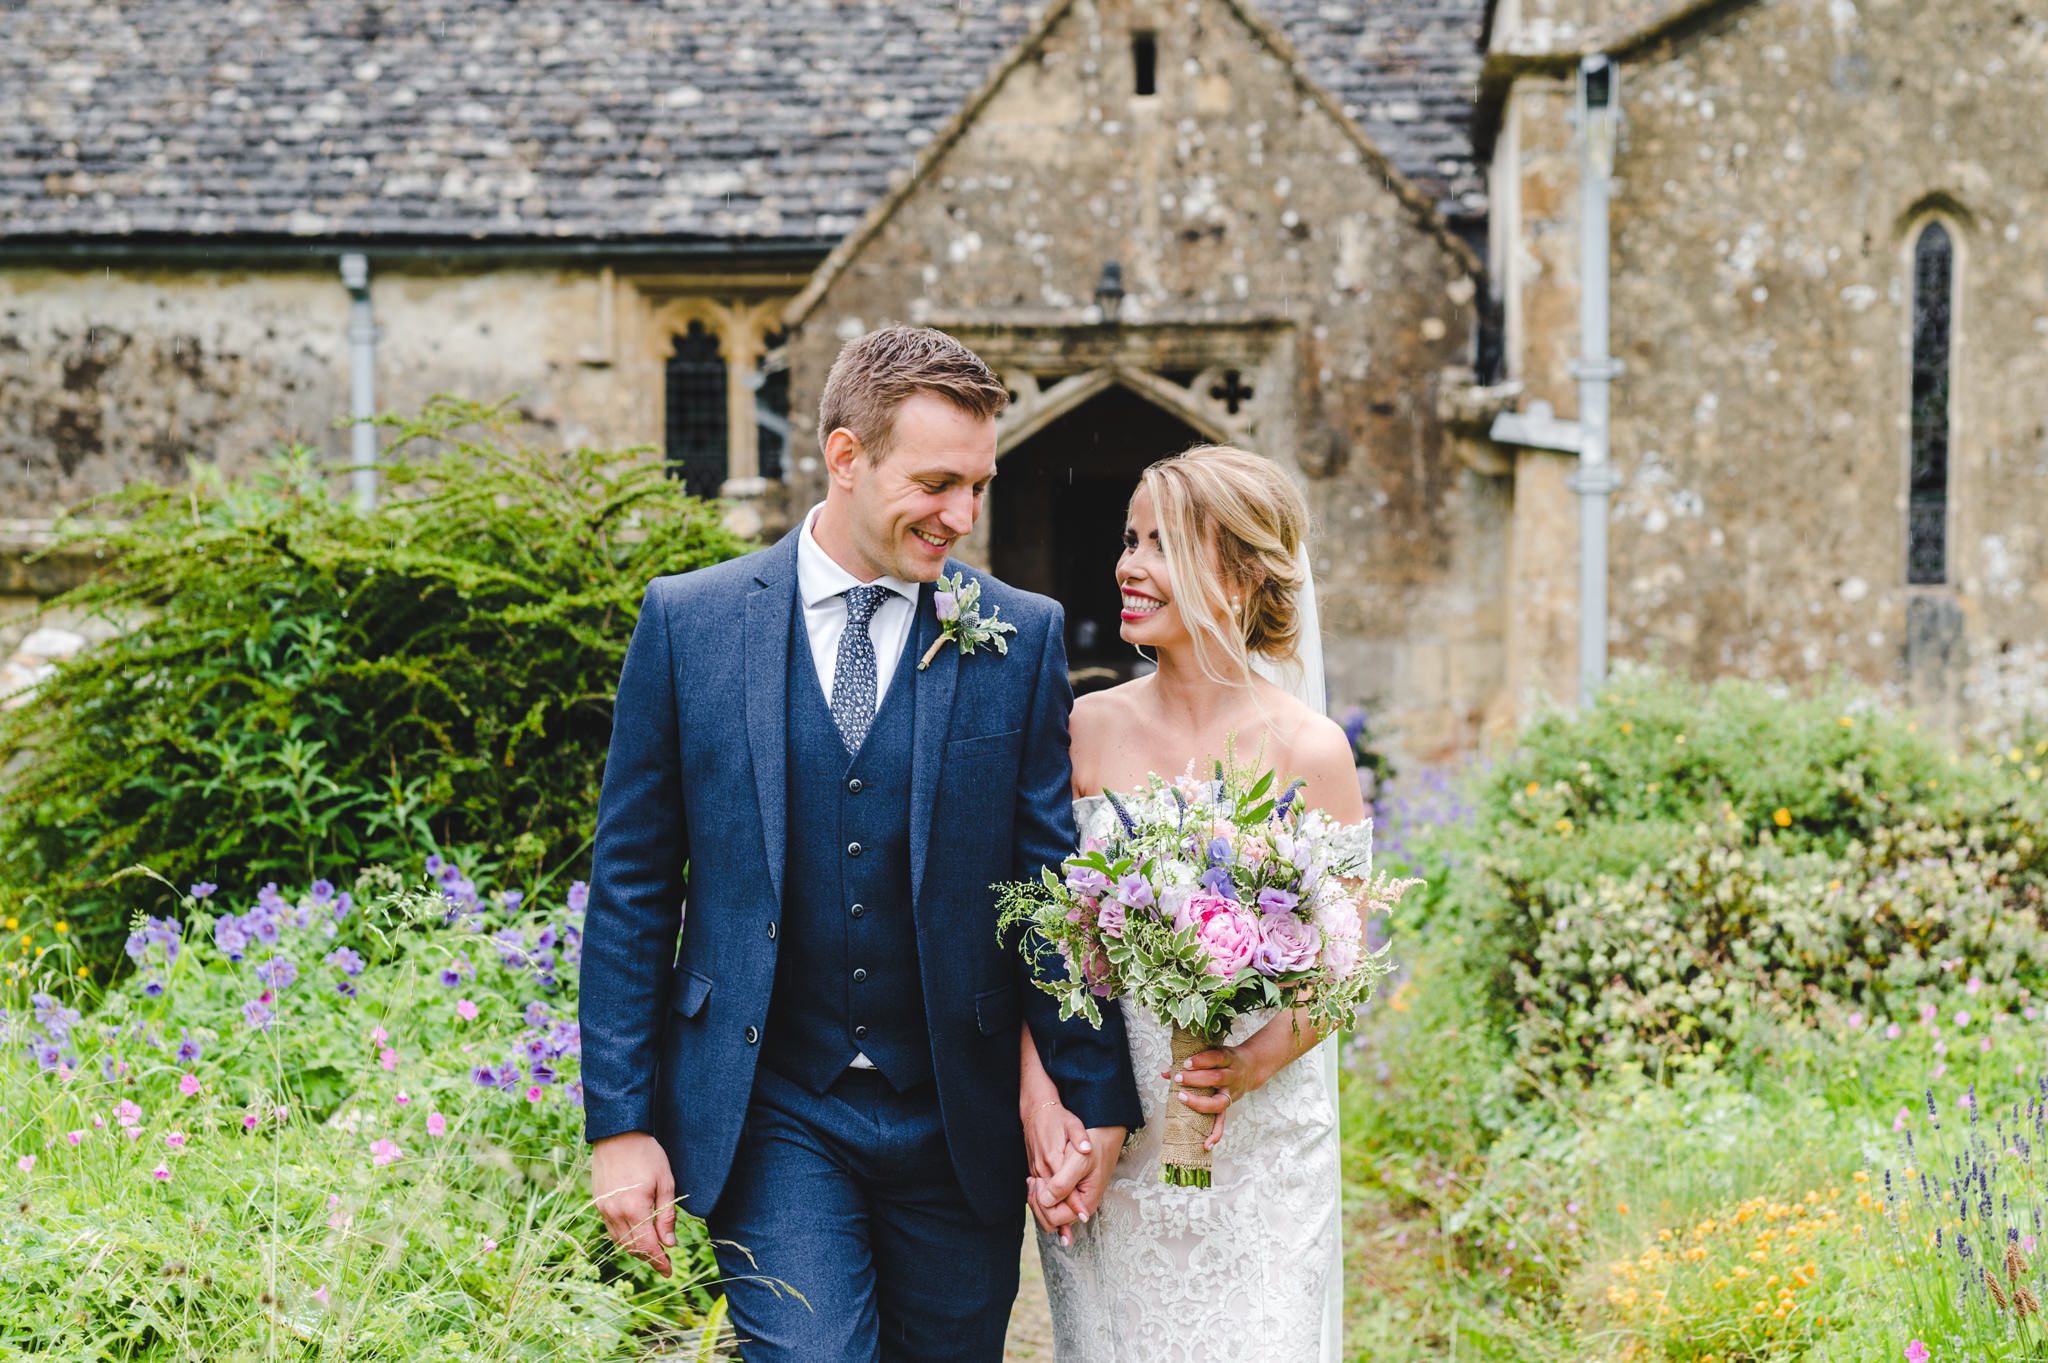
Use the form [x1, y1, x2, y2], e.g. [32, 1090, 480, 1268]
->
[0, 400, 752, 976]
[1414, 668, 2048, 1087]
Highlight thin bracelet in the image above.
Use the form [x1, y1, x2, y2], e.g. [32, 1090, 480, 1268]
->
[1031, 1098, 1061, 1116]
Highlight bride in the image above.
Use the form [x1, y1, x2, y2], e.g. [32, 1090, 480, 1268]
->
[1019, 444, 1364, 1362]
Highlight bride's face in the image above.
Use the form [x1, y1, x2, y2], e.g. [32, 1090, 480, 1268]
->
[1117, 486, 1188, 649]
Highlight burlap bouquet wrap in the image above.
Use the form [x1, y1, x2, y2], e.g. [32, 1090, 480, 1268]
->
[1162, 1022, 1218, 1188]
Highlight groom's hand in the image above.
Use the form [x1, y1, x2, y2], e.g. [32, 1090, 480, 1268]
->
[591, 1131, 678, 1277]
[1029, 1125, 1124, 1242]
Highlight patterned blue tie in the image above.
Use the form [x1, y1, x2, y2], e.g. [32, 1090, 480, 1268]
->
[831, 585, 889, 754]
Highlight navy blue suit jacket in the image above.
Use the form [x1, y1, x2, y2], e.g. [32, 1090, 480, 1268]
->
[579, 526, 1143, 1225]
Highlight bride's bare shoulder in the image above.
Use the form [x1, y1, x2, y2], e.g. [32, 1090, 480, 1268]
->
[1257, 684, 1362, 817]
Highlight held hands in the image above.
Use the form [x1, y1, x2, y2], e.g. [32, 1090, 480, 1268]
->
[1022, 1097, 1122, 1247]
[1165, 1044, 1273, 1149]
[591, 1131, 680, 1277]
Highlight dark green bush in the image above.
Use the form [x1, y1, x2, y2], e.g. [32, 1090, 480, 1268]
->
[1416, 668, 2048, 1086]
[1, 399, 751, 974]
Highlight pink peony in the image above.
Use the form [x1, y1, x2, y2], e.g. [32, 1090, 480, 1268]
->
[1176, 891, 1236, 935]
[1315, 894, 1363, 945]
[1254, 913, 1323, 977]
[1321, 932, 1362, 979]
[1195, 904, 1261, 979]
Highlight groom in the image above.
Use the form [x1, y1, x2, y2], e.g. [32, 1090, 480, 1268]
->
[579, 326, 1142, 1360]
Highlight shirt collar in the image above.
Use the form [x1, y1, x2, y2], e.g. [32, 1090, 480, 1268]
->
[796, 503, 920, 610]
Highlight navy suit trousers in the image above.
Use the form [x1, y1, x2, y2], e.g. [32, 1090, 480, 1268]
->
[709, 1066, 1021, 1363]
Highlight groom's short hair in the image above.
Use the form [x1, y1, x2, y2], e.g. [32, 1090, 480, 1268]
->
[817, 326, 1009, 462]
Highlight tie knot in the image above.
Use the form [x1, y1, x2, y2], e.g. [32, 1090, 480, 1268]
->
[845, 584, 888, 627]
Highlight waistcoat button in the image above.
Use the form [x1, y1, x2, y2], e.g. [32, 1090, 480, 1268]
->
[847, 841, 863, 857]
[853, 968, 867, 983]
[744, 1026, 759, 1045]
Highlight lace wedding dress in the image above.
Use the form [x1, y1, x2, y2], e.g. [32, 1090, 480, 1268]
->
[1035, 794, 1366, 1363]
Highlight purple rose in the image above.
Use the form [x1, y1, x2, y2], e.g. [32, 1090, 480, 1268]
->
[1254, 913, 1322, 976]
[934, 589, 960, 623]
[1064, 865, 1111, 898]
[1195, 904, 1261, 979]
[1256, 888, 1300, 916]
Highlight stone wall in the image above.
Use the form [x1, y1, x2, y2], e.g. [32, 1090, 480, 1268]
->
[1489, 0, 2048, 729]
[785, 0, 1503, 762]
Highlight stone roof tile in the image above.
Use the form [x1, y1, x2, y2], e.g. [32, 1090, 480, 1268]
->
[1, 0, 1485, 242]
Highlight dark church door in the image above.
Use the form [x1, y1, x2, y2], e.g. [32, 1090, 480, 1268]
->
[992, 386, 1204, 695]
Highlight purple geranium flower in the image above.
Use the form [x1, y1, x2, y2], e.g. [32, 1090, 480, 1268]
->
[471, 1066, 497, 1089]
[501, 890, 524, 912]
[255, 957, 298, 990]
[425, 854, 444, 876]
[142, 976, 166, 998]
[566, 881, 589, 914]
[174, 1031, 202, 1065]
[33, 1042, 65, 1070]
[310, 880, 335, 905]
[190, 882, 217, 900]
[324, 947, 365, 977]
[242, 1000, 273, 1031]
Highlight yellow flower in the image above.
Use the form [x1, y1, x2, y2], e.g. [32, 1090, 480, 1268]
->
[1618, 1201, 1631, 1215]
[75, 965, 88, 979]
[2, 916, 14, 931]
[1839, 716, 1855, 729]
[1620, 721, 1634, 734]
[53, 921, 68, 935]
[1555, 818, 1574, 836]
[1525, 781, 1541, 796]
[1773, 808, 1792, 827]
[1675, 734, 1688, 745]
[2009, 748, 2024, 763]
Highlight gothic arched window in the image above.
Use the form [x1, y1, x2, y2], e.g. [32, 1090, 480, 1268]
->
[666, 320, 728, 499]
[1907, 222, 1954, 585]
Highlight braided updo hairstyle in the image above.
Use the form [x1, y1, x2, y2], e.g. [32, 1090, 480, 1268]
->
[1137, 445, 1309, 688]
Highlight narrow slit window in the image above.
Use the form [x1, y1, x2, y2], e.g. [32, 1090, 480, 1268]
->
[1132, 32, 1157, 97]
[1907, 222, 1953, 585]
[755, 328, 791, 484]
[666, 320, 728, 499]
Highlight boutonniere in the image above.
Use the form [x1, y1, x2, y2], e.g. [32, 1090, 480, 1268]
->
[918, 571, 1017, 669]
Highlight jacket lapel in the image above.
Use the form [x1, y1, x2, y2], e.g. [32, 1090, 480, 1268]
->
[743, 531, 801, 909]
[907, 578, 958, 907]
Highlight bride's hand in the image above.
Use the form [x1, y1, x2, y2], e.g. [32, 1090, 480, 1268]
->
[1023, 1100, 1093, 1246]
[1165, 1046, 1271, 1150]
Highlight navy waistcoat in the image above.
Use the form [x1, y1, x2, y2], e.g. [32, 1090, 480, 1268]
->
[762, 598, 932, 1093]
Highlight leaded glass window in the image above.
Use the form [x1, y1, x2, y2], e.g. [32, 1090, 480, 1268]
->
[1907, 222, 1953, 586]
[665, 321, 728, 498]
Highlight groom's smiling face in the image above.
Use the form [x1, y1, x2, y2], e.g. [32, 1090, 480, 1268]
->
[820, 392, 997, 584]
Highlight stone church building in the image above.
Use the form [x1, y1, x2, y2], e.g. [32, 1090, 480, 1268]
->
[3, 0, 2042, 759]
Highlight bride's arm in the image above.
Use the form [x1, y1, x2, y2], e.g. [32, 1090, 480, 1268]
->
[1177, 717, 1366, 1143]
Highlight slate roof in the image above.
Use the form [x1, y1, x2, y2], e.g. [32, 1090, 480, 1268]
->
[0, 0, 1486, 245]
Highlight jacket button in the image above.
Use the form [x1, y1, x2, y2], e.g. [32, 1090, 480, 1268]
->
[850, 903, 865, 919]
[853, 1025, 868, 1041]
[766, 922, 777, 940]
[848, 778, 863, 794]
[853, 968, 868, 983]
[847, 841, 863, 857]
[744, 1026, 760, 1045]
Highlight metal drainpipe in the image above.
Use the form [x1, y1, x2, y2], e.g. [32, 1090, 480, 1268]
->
[340, 252, 378, 511]
[1571, 55, 1624, 705]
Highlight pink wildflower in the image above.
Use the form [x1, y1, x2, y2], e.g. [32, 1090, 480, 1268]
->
[1956, 1010, 1971, 1028]
[1847, 1011, 1864, 1030]
[1905, 1340, 1930, 1363]
[242, 1114, 259, 1130]
[395, 1091, 410, 1106]
[1886, 1023, 1903, 1040]
[455, 998, 479, 1022]
[114, 1099, 141, 1127]
[370, 1025, 388, 1044]
[482, 1238, 498, 1253]
[92, 1115, 106, 1129]
[312, 1286, 329, 1307]
[379, 1048, 398, 1072]
[178, 1073, 201, 1097]
[427, 1112, 447, 1137]
[1893, 1107, 1910, 1132]
[1967, 976, 1984, 995]
[151, 1162, 170, 1182]
[64, 1130, 84, 1146]
[525, 1085, 544, 1102]
[164, 1131, 187, 1150]
[15, 1155, 34, 1174]
[369, 1138, 402, 1167]
[1982, 1036, 1994, 1053]
[125, 1126, 145, 1143]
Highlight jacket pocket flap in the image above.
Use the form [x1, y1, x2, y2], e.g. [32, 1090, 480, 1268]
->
[672, 970, 714, 1018]
[974, 984, 1019, 1036]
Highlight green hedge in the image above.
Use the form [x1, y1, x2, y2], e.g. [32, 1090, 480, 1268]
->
[1, 400, 751, 976]
[1417, 669, 2048, 1086]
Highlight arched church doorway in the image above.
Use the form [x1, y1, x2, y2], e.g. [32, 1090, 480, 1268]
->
[993, 385, 1205, 694]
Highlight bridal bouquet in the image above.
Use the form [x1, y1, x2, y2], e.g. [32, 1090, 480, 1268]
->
[998, 760, 1414, 1187]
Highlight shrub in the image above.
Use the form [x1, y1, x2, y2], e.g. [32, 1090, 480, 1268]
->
[1419, 669, 2048, 1086]
[0, 400, 751, 974]
[0, 864, 720, 1359]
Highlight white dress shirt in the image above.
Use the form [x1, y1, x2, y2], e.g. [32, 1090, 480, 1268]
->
[794, 503, 919, 708]
[793, 504, 919, 1072]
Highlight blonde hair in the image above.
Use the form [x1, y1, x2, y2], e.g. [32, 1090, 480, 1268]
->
[1137, 444, 1309, 688]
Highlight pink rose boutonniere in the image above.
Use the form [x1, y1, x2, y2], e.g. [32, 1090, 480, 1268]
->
[918, 571, 1017, 669]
